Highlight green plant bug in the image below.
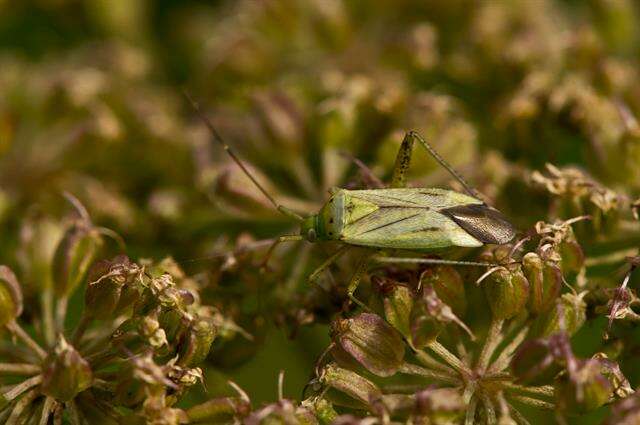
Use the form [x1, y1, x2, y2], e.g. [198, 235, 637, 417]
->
[184, 94, 516, 308]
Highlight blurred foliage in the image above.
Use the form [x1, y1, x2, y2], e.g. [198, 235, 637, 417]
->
[1, 0, 640, 423]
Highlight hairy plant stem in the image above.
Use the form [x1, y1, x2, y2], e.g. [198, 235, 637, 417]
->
[0, 363, 41, 375]
[6, 321, 47, 360]
[399, 363, 459, 385]
[7, 388, 38, 425]
[39, 397, 56, 425]
[487, 325, 529, 374]
[481, 393, 497, 425]
[414, 349, 456, 373]
[505, 383, 555, 398]
[3, 375, 42, 401]
[427, 341, 469, 374]
[465, 396, 478, 425]
[477, 318, 504, 373]
[509, 395, 555, 410]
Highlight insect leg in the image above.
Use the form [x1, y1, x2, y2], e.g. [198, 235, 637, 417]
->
[307, 245, 352, 283]
[407, 131, 482, 200]
[346, 251, 374, 311]
[373, 256, 496, 268]
[260, 235, 305, 271]
[389, 132, 415, 188]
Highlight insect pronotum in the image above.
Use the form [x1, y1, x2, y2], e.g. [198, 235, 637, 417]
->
[184, 93, 516, 308]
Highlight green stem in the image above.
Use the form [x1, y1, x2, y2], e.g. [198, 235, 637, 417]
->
[465, 396, 478, 425]
[71, 313, 92, 347]
[6, 321, 47, 360]
[481, 393, 497, 425]
[476, 318, 504, 373]
[487, 325, 529, 374]
[427, 341, 469, 374]
[41, 287, 55, 347]
[55, 296, 68, 335]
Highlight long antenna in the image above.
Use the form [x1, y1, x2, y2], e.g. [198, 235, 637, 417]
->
[184, 92, 303, 222]
[408, 131, 483, 201]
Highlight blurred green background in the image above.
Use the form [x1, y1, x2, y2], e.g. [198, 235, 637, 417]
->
[1, 0, 640, 413]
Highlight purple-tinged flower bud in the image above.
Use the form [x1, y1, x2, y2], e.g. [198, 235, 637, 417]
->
[530, 292, 587, 338]
[419, 266, 467, 317]
[555, 360, 612, 414]
[178, 317, 217, 367]
[414, 387, 465, 424]
[482, 265, 529, 320]
[52, 223, 102, 297]
[41, 336, 93, 402]
[320, 363, 382, 408]
[331, 313, 404, 377]
[0, 266, 22, 326]
[523, 252, 562, 315]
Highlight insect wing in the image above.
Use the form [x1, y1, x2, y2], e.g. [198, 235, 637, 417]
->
[338, 188, 486, 249]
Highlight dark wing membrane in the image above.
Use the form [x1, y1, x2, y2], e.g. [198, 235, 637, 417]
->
[440, 203, 516, 245]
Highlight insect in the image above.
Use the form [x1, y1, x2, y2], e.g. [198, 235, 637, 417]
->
[185, 94, 516, 308]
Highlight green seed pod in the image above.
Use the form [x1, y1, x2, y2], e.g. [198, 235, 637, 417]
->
[178, 317, 217, 367]
[331, 313, 405, 377]
[52, 223, 102, 297]
[0, 266, 22, 326]
[530, 292, 587, 338]
[555, 361, 613, 414]
[523, 252, 562, 315]
[41, 336, 93, 402]
[320, 363, 382, 408]
[482, 265, 529, 321]
[304, 397, 338, 425]
[420, 266, 467, 317]
[376, 280, 414, 338]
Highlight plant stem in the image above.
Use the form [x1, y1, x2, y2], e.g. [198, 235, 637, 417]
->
[414, 349, 456, 373]
[0, 363, 41, 375]
[481, 393, 497, 425]
[487, 325, 529, 374]
[41, 287, 55, 347]
[39, 397, 56, 425]
[3, 375, 42, 402]
[6, 321, 47, 360]
[6, 388, 39, 425]
[509, 394, 555, 410]
[427, 341, 469, 374]
[505, 383, 555, 398]
[399, 363, 459, 385]
[477, 318, 504, 373]
[465, 396, 478, 425]
[71, 313, 91, 346]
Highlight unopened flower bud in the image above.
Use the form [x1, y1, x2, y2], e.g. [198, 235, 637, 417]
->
[41, 336, 93, 402]
[555, 360, 612, 413]
[531, 292, 587, 338]
[178, 317, 217, 366]
[414, 387, 465, 424]
[52, 223, 102, 297]
[482, 265, 529, 320]
[523, 253, 562, 315]
[419, 266, 467, 317]
[331, 313, 404, 377]
[320, 363, 382, 408]
[0, 266, 22, 326]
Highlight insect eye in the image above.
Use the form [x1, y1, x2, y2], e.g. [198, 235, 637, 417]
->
[307, 228, 317, 242]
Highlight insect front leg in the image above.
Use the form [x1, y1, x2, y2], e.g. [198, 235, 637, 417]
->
[307, 245, 352, 283]
[260, 234, 305, 271]
[389, 132, 415, 188]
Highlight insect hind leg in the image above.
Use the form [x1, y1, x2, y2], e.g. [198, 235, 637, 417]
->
[345, 251, 373, 312]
